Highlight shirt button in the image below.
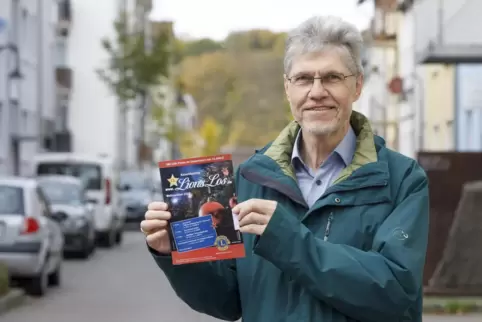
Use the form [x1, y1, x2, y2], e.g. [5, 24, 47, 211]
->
[315, 179, 322, 186]
[334, 197, 341, 203]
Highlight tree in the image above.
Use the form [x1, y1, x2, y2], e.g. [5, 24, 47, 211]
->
[96, 11, 171, 166]
[97, 11, 171, 104]
[179, 116, 222, 157]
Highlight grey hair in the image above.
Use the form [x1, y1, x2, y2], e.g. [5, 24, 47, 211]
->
[284, 15, 364, 76]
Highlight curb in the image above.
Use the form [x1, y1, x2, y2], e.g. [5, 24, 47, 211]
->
[423, 303, 482, 315]
[0, 289, 26, 315]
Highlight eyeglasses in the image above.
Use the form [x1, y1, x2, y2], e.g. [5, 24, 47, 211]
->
[287, 72, 355, 87]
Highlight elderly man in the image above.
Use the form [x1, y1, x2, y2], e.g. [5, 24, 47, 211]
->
[141, 15, 429, 322]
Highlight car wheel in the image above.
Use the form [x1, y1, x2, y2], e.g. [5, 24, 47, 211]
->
[27, 264, 48, 296]
[115, 230, 123, 245]
[48, 263, 61, 287]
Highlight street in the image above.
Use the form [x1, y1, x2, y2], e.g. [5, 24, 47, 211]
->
[2, 231, 221, 322]
[1, 232, 480, 322]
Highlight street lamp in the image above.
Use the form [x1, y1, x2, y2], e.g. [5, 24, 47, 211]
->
[0, 43, 24, 175]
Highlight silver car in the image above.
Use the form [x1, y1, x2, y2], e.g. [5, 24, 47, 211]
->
[38, 175, 96, 258]
[0, 177, 64, 296]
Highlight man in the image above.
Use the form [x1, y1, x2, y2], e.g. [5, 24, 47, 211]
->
[141, 15, 429, 322]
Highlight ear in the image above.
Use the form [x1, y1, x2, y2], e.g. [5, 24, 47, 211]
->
[284, 74, 290, 100]
[353, 73, 364, 101]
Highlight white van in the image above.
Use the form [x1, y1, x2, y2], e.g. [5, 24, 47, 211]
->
[31, 153, 125, 247]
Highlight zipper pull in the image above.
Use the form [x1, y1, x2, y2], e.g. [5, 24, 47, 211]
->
[323, 213, 334, 241]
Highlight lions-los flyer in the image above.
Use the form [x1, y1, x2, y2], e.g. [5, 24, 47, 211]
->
[158, 154, 246, 265]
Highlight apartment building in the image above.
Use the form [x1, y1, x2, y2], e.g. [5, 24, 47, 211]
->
[0, 0, 62, 176]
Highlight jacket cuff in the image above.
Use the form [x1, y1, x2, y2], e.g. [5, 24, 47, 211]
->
[253, 202, 299, 257]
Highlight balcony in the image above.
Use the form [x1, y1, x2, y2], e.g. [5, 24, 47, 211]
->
[57, 0, 72, 37]
[369, 8, 399, 47]
[56, 67, 72, 98]
[415, 0, 482, 64]
[136, 0, 153, 12]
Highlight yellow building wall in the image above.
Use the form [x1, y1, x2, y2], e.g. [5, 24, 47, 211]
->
[423, 64, 455, 151]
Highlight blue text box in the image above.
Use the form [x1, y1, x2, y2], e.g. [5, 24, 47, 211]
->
[171, 216, 217, 253]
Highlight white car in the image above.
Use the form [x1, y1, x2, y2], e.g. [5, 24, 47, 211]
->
[0, 177, 64, 296]
[32, 153, 125, 247]
[37, 175, 96, 258]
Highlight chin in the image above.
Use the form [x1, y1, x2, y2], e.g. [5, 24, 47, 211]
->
[302, 119, 341, 136]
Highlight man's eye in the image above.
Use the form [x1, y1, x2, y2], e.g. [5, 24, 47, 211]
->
[325, 74, 343, 82]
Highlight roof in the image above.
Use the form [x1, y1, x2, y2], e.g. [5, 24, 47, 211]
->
[37, 175, 83, 185]
[0, 177, 37, 189]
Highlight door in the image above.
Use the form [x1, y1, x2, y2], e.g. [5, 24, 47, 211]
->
[37, 188, 63, 257]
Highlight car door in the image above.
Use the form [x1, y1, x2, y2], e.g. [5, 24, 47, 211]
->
[37, 188, 64, 258]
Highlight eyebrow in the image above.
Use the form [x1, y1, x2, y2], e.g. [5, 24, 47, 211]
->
[291, 70, 345, 77]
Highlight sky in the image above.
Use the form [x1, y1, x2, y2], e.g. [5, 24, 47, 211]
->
[150, 0, 374, 41]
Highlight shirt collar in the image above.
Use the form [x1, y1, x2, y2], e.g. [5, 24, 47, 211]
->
[291, 126, 357, 168]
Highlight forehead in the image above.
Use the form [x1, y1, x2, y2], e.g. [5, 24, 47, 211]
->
[290, 50, 349, 75]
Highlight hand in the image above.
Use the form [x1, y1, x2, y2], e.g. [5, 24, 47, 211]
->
[232, 199, 277, 235]
[141, 202, 172, 254]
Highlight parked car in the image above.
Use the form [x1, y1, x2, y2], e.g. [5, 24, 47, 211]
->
[37, 175, 96, 258]
[0, 177, 64, 296]
[31, 153, 125, 247]
[119, 170, 154, 223]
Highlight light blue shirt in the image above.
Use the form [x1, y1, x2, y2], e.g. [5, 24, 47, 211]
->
[291, 126, 357, 208]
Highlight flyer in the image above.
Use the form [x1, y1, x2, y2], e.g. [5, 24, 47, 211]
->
[158, 154, 245, 265]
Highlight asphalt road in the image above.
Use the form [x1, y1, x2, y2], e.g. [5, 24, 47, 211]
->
[2, 231, 222, 322]
[2, 231, 481, 322]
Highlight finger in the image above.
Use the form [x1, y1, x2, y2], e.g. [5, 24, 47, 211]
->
[145, 229, 168, 244]
[148, 202, 168, 211]
[239, 224, 265, 236]
[235, 199, 266, 220]
[140, 219, 168, 233]
[145, 210, 171, 220]
[238, 212, 268, 227]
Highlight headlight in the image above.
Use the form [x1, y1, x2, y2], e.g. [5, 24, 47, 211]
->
[64, 217, 87, 229]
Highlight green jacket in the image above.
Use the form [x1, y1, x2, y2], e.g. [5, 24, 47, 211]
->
[150, 111, 429, 322]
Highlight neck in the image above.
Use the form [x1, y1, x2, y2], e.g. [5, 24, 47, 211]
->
[300, 122, 349, 171]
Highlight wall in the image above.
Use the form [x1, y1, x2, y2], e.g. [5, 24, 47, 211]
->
[423, 64, 455, 151]
[414, 0, 482, 57]
[455, 64, 482, 151]
[67, 0, 120, 162]
[0, 0, 57, 176]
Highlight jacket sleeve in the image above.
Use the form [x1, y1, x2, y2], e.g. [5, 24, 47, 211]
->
[150, 251, 241, 321]
[253, 163, 429, 322]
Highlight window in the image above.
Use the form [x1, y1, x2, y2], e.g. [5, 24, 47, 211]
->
[56, 37, 68, 66]
[36, 163, 103, 190]
[0, 185, 24, 215]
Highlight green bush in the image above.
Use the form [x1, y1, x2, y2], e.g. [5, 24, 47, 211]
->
[0, 262, 9, 296]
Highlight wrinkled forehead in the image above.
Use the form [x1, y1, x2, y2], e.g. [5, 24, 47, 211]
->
[288, 49, 352, 76]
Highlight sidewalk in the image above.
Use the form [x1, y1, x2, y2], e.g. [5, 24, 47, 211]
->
[0, 289, 25, 315]
[424, 297, 482, 314]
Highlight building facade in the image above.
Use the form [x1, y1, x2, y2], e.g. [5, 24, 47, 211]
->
[455, 64, 482, 151]
[413, 0, 482, 152]
[0, 0, 61, 176]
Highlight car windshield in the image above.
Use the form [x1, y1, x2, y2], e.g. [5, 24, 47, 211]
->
[0, 185, 25, 215]
[120, 172, 150, 190]
[39, 181, 83, 206]
[36, 162, 102, 190]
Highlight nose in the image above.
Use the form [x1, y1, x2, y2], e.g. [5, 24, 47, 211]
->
[308, 78, 329, 99]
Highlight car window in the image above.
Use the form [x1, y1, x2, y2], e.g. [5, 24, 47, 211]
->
[36, 188, 51, 217]
[36, 162, 102, 190]
[39, 181, 83, 206]
[119, 172, 150, 190]
[0, 185, 25, 215]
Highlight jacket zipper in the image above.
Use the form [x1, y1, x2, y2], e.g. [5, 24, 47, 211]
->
[323, 212, 334, 241]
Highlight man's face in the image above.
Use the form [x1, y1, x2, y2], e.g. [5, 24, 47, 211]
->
[284, 50, 363, 135]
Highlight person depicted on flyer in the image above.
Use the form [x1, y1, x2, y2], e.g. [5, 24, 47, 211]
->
[140, 15, 429, 322]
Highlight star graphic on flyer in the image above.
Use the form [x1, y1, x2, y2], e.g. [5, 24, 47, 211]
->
[167, 174, 179, 187]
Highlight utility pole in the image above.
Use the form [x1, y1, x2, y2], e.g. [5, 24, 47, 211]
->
[37, 0, 44, 152]
[117, 0, 128, 170]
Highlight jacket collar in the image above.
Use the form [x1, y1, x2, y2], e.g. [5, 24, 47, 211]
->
[262, 111, 379, 183]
